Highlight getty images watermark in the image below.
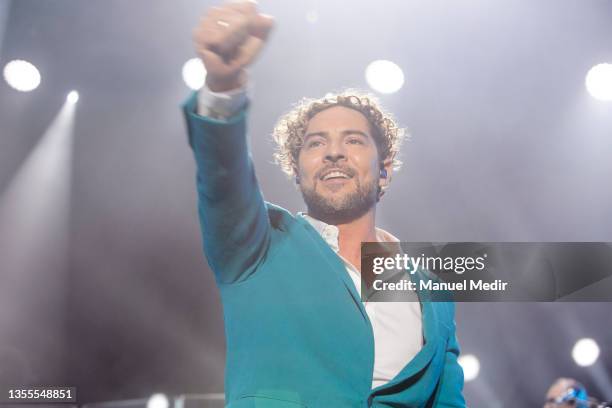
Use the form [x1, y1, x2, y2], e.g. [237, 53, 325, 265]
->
[360, 242, 612, 302]
[372, 252, 508, 292]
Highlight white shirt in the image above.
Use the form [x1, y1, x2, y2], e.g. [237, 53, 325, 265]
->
[197, 87, 423, 389]
[301, 215, 423, 389]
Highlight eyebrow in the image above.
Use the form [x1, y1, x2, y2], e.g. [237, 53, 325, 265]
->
[304, 130, 370, 141]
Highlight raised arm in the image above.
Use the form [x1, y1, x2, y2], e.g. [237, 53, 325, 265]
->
[183, 1, 275, 284]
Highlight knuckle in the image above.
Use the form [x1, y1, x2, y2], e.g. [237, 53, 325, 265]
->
[232, 14, 249, 26]
[198, 32, 220, 48]
[206, 31, 223, 46]
[232, 1, 257, 14]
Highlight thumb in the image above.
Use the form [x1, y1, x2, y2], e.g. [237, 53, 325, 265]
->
[233, 36, 265, 68]
[250, 13, 274, 40]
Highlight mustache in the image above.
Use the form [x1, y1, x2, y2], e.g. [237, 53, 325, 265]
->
[316, 165, 356, 180]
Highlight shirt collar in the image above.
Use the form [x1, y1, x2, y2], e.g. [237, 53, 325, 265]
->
[299, 213, 400, 244]
[301, 214, 340, 252]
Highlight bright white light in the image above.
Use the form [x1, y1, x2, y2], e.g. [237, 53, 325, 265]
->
[3, 59, 41, 92]
[182, 58, 207, 90]
[572, 338, 600, 367]
[586, 63, 612, 101]
[458, 354, 480, 382]
[147, 394, 169, 408]
[365, 60, 405, 94]
[306, 10, 318, 24]
[0, 97, 76, 321]
[67, 91, 79, 104]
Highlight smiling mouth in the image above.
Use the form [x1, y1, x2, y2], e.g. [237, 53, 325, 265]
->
[320, 170, 353, 181]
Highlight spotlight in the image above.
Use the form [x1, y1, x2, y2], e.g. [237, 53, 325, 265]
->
[586, 63, 612, 101]
[572, 338, 600, 367]
[3, 59, 41, 92]
[66, 91, 79, 104]
[182, 58, 207, 90]
[458, 354, 480, 382]
[365, 59, 404, 94]
[147, 394, 169, 408]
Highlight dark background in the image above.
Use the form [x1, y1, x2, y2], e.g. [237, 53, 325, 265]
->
[1, 0, 611, 406]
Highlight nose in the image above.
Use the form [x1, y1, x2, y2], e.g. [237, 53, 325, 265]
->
[323, 138, 347, 164]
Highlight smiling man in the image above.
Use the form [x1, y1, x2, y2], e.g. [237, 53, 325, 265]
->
[298, 106, 382, 227]
[276, 101, 400, 271]
[182, 2, 465, 407]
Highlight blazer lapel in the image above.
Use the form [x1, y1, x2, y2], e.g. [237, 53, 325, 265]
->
[295, 214, 370, 324]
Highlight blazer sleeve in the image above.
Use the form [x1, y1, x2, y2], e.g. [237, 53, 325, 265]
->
[434, 303, 466, 407]
[182, 92, 271, 284]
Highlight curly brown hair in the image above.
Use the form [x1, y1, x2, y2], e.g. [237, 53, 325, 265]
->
[272, 89, 405, 179]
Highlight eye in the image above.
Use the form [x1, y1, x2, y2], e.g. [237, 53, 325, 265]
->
[307, 140, 323, 148]
[347, 138, 364, 145]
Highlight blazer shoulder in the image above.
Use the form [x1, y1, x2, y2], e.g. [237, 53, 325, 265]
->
[264, 201, 299, 232]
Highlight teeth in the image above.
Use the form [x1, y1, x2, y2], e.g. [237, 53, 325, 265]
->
[323, 171, 349, 180]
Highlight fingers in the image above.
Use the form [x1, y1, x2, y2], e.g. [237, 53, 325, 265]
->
[197, 9, 251, 57]
[192, 1, 274, 88]
[197, 48, 224, 72]
[233, 36, 265, 68]
[250, 13, 274, 40]
[225, 2, 275, 39]
[224, 0, 257, 15]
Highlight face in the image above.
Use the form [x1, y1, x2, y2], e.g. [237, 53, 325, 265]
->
[296, 106, 390, 224]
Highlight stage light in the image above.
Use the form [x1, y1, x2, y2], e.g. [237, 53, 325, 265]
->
[182, 58, 207, 90]
[572, 338, 600, 367]
[458, 354, 480, 382]
[67, 91, 79, 104]
[147, 393, 169, 408]
[365, 60, 404, 94]
[306, 10, 318, 24]
[3, 59, 41, 92]
[586, 63, 612, 101]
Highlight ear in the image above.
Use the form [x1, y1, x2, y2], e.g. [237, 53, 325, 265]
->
[378, 157, 394, 199]
[380, 157, 393, 181]
[292, 165, 301, 185]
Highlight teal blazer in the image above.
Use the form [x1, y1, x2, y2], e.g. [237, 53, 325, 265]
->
[183, 93, 465, 408]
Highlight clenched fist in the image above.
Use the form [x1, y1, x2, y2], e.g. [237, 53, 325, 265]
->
[193, 1, 274, 92]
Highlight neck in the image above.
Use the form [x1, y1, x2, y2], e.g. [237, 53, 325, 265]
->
[336, 206, 378, 247]
[326, 206, 378, 271]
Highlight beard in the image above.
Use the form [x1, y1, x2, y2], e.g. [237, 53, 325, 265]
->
[300, 175, 379, 225]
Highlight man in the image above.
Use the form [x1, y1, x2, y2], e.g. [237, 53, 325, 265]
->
[183, 2, 465, 407]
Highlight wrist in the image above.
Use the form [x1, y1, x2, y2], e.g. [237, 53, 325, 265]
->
[205, 71, 247, 93]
